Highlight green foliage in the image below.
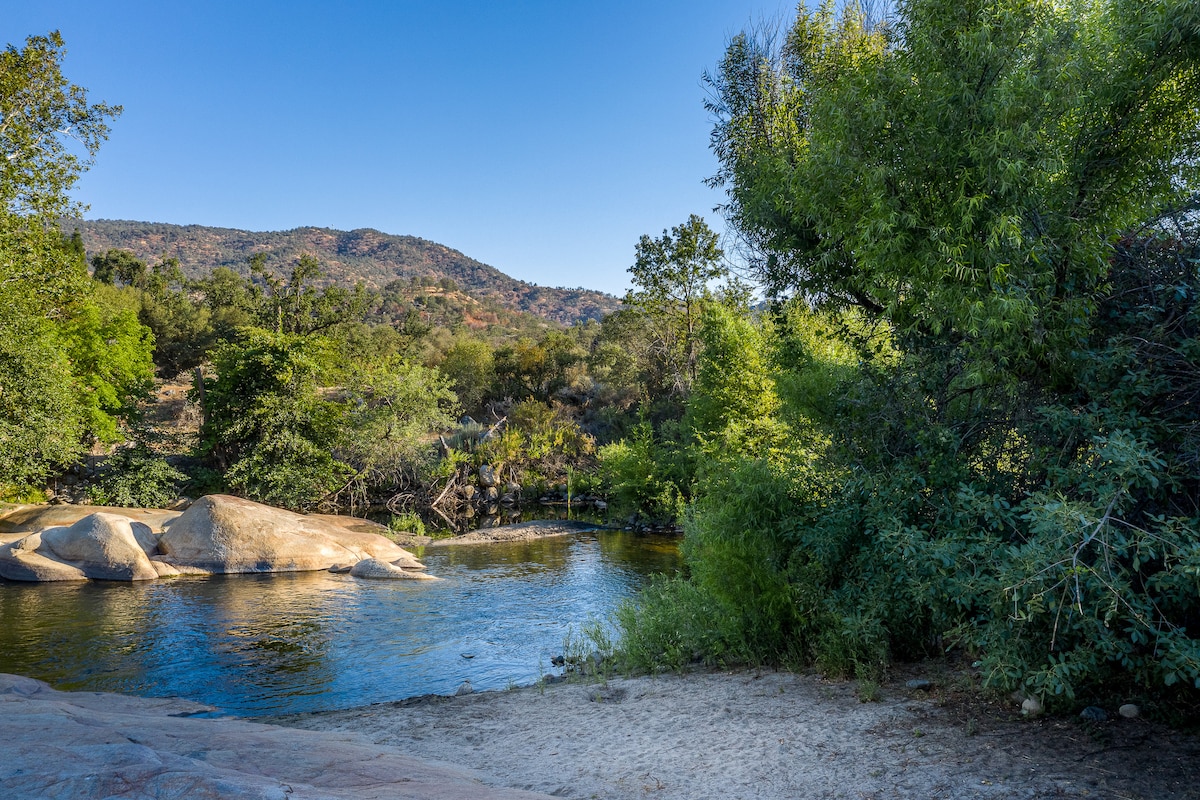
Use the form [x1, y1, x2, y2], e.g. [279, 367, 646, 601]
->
[617, 0, 1200, 715]
[387, 511, 426, 537]
[1, 31, 120, 218]
[88, 445, 187, 508]
[333, 358, 458, 502]
[623, 215, 727, 395]
[491, 331, 586, 402]
[684, 304, 783, 465]
[0, 31, 144, 491]
[61, 284, 156, 442]
[709, 0, 1199, 371]
[473, 400, 595, 486]
[439, 337, 495, 412]
[197, 329, 350, 509]
[598, 419, 687, 521]
[249, 253, 373, 336]
[0, 314, 85, 488]
[196, 326, 459, 511]
[615, 575, 732, 672]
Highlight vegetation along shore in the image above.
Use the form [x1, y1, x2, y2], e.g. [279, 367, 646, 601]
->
[1, 0, 1199, 797]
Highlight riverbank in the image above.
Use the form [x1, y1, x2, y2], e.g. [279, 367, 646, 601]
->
[282, 667, 1200, 800]
[4, 669, 1199, 799]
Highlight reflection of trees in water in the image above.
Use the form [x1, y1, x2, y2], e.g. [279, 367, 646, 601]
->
[0, 532, 682, 714]
[431, 538, 574, 573]
[0, 580, 161, 692]
[201, 574, 341, 685]
[598, 532, 682, 575]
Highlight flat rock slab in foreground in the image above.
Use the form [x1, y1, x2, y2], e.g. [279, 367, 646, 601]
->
[0, 674, 551, 800]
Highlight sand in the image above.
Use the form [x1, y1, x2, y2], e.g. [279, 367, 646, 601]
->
[278, 669, 1200, 800]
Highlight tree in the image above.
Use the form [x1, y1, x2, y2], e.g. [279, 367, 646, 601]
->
[624, 215, 726, 394]
[439, 337, 495, 412]
[0, 32, 126, 492]
[91, 249, 147, 286]
[708, 0, 1200, 373]
[197, 329, 349, 509]
[615, 0, 1200, 707]
[250, 253, 373, 336]
[1, 31, 120, 217]
[684, 304, 781, 463]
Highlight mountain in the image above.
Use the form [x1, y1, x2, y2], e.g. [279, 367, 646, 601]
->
[67, 220, 622, 325]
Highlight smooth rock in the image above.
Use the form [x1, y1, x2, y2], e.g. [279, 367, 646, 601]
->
[158, 495, 427, 574]
[0, 513, 161, 582]
[905, 679, 932, 691]
[1118, 703, 1140, 719]
[0, 673, 550, 800]
[479, 464, 498, 487]
[1080, 705, 1108, 722]
[1021, 696, 1043, 717]
[0, 504, 180, 534]
[349, 557, 439, 580]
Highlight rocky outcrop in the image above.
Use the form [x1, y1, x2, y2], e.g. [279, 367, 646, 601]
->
[0, 673, 552, 800]
[157, 495, 427, 574]
[0, 496, 433, 582]
[0, 513, 176, 582]
[0, 503, 180, 535]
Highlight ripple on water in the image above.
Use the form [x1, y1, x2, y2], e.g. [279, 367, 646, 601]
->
[0, 530, 680, 716]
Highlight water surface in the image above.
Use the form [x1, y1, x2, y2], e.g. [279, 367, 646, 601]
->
[0, 530, 679, 716]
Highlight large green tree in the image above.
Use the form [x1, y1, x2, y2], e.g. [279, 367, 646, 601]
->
[709, 0, 1199, 371]
[624, 215, 727, 395]
[0, 32, 145, 491]
[619, 0, 1200, 708]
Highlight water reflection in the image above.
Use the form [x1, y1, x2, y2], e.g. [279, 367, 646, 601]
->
[0, 531, 679, 716]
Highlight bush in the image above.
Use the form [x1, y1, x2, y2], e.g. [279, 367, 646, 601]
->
[89, 445, 187, 508]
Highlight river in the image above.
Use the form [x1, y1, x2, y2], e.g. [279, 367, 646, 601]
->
[0, 530, 680, 716]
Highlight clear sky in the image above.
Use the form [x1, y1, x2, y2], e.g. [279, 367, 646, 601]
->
[5, 1, 791, 296]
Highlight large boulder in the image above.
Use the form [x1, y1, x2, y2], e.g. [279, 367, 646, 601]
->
[158, 495, 427, 574]
[0, 504, 180, 535]
[0, 513, 168, 582]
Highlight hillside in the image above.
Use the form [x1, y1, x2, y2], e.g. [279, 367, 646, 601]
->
[67, 220, 622, 325]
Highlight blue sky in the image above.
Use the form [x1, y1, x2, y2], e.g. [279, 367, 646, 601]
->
[6, 1, 791, 296]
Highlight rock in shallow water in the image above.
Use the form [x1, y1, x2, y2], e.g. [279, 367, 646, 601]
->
[0, 513, 164, 582]
[349, 557, 439, 580]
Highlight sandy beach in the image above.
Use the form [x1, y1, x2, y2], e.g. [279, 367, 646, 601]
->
[4, 668, 1200, 799]
[278, 668, 1200, 800]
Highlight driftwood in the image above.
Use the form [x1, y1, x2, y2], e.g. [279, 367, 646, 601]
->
[430, 474, 458, 508]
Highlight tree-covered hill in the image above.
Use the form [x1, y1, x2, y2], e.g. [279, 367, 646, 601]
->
[67, 219, 621, 325]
